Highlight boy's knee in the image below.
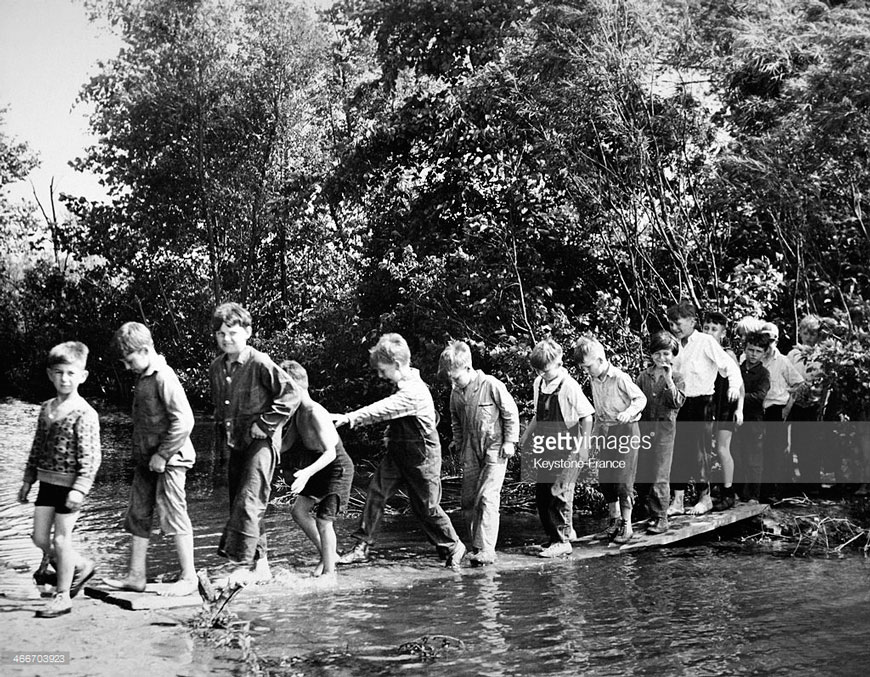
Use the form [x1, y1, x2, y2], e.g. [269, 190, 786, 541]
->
[32, 532, 51, 551]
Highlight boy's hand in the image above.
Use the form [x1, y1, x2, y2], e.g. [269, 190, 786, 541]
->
[65, 489, 84, 510]
[500, 442, 515, 459]
[250, 421, 268, 439]
[290, 470, 310, 495]
[735, 410, 744, 427]
[616, 410, 634, 423]
[332, 414, 350, 428]
[149, 453, 167, 473]
[727, 385, 741, 402]
[18, 482, 31, 503]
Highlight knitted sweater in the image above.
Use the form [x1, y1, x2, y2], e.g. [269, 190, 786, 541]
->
[23, 398, 102, 494]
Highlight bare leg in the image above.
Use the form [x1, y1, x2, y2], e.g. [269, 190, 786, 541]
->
[315, 518, 338, 576]
[292, 497, 324, 575]
[159, 533, 197, 596]
[32, 507, 56, 563]
[52, 512, 82, 608]
[104, 536, 148, 591]
[717, 429, 735, 488]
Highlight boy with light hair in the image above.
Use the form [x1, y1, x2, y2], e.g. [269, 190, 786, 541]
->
[575, 336, 646, 544]
[439, 340, 519, 566]
[334, 333, 466, 567]
[521, 338, 594, 558]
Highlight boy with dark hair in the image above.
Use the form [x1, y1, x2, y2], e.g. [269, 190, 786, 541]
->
[333, 333, 466, 567]
[280, 360, 354, 579]
[575, 336, 647, 544]
[103, 322, 198, 596]
[635, 331, 686, 534]
[19, 342, 101, 618]
[703, 311, 744, 511]
[734, 332, 771, 504]
[521, 338, 594, 558]
[667, 300, 742, 516]
[439, 340, 519, 566]
[210, 302, 301, 585]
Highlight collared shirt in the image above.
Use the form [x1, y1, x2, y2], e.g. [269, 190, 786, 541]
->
[741, 361, 770, 420]
[636, 366, 686, 422]
[531, 367, 594, 429]
[449, 370, 520, 457]
[132, 354, 196, 466]
[347, 368, 438, 435]
[673, 330, 743, 397]
[590, 363, 647, 426]
[209, 346, 301, 450]
[762, 347, 804, 408]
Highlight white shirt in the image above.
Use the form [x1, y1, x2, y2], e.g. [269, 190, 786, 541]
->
[673, 330, 742, 398]
[762, 347, 804, 408]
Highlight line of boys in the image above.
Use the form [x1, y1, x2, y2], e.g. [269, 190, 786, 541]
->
[17, 300, 809, 618]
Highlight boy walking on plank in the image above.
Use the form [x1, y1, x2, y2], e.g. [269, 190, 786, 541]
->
[103, 322, 198, 596]
[334, 333, 466, 568]
[439, 340, 520, 566]
[575, 337, 646, 544]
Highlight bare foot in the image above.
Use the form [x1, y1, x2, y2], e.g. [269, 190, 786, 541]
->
[687, 495, 713, 516]
[251, 559, 272, 583]
[102, 576, 147, 592]
[311, 561, 325, 577]
[158, 577, 198, 597]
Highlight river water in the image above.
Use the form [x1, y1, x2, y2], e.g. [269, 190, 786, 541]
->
[1, 397, 869, 676]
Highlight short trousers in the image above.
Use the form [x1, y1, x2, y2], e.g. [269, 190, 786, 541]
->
[124, 464, 193, 538]
[298, 492, 342, 521]
[35, 482, 79, 514]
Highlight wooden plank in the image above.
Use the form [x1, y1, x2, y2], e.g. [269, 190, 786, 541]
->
[85, 583, 202, 610]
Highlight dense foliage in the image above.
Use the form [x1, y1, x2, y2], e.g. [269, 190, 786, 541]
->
[2, 0, 869, 437]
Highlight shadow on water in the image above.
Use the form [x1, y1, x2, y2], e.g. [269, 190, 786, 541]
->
[2, 398, 870, 676]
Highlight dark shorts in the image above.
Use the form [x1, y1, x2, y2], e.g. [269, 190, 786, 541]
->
[35, 482, 79, 514]
[299, 492, 343, 521]
[712, 374, 738, 431]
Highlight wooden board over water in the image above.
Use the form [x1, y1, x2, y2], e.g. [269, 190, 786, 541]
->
[83, 504, 768, 608]
[85, 583, 203, 610]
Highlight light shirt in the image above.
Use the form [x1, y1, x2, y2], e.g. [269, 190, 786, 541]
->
[673, 330, 742, 398]
[590, 363, 647, 426]
[762, 347, 804, 408]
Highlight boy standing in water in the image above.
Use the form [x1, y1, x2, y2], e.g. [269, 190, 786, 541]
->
[334, 333, 466, 568]
[280, 360, 354, 579]
[210, 303, 301, 585]
[19, 342, 101, 618]
[439, 340, 519, 566]
[103, 322, 198, 596]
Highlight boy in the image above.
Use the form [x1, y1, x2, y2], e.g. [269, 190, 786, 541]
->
[439, 340, 519, 566]
[280, 360, 354, 578]
[575, 337, 646, 544]
[703, 311, 744, 510]
[760, 322, 804, 499]
[333, 333, 465, 567]
[103, 322, 198, 597]
[786, 315, 826, 489]
[18, 342, 101, 618]
[210, 303, 301, 585]
[667, 300, 742, 516]
[635, 332, 686, 534]
[520, 338, 594, 558]
[734, 332, 771, 503]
